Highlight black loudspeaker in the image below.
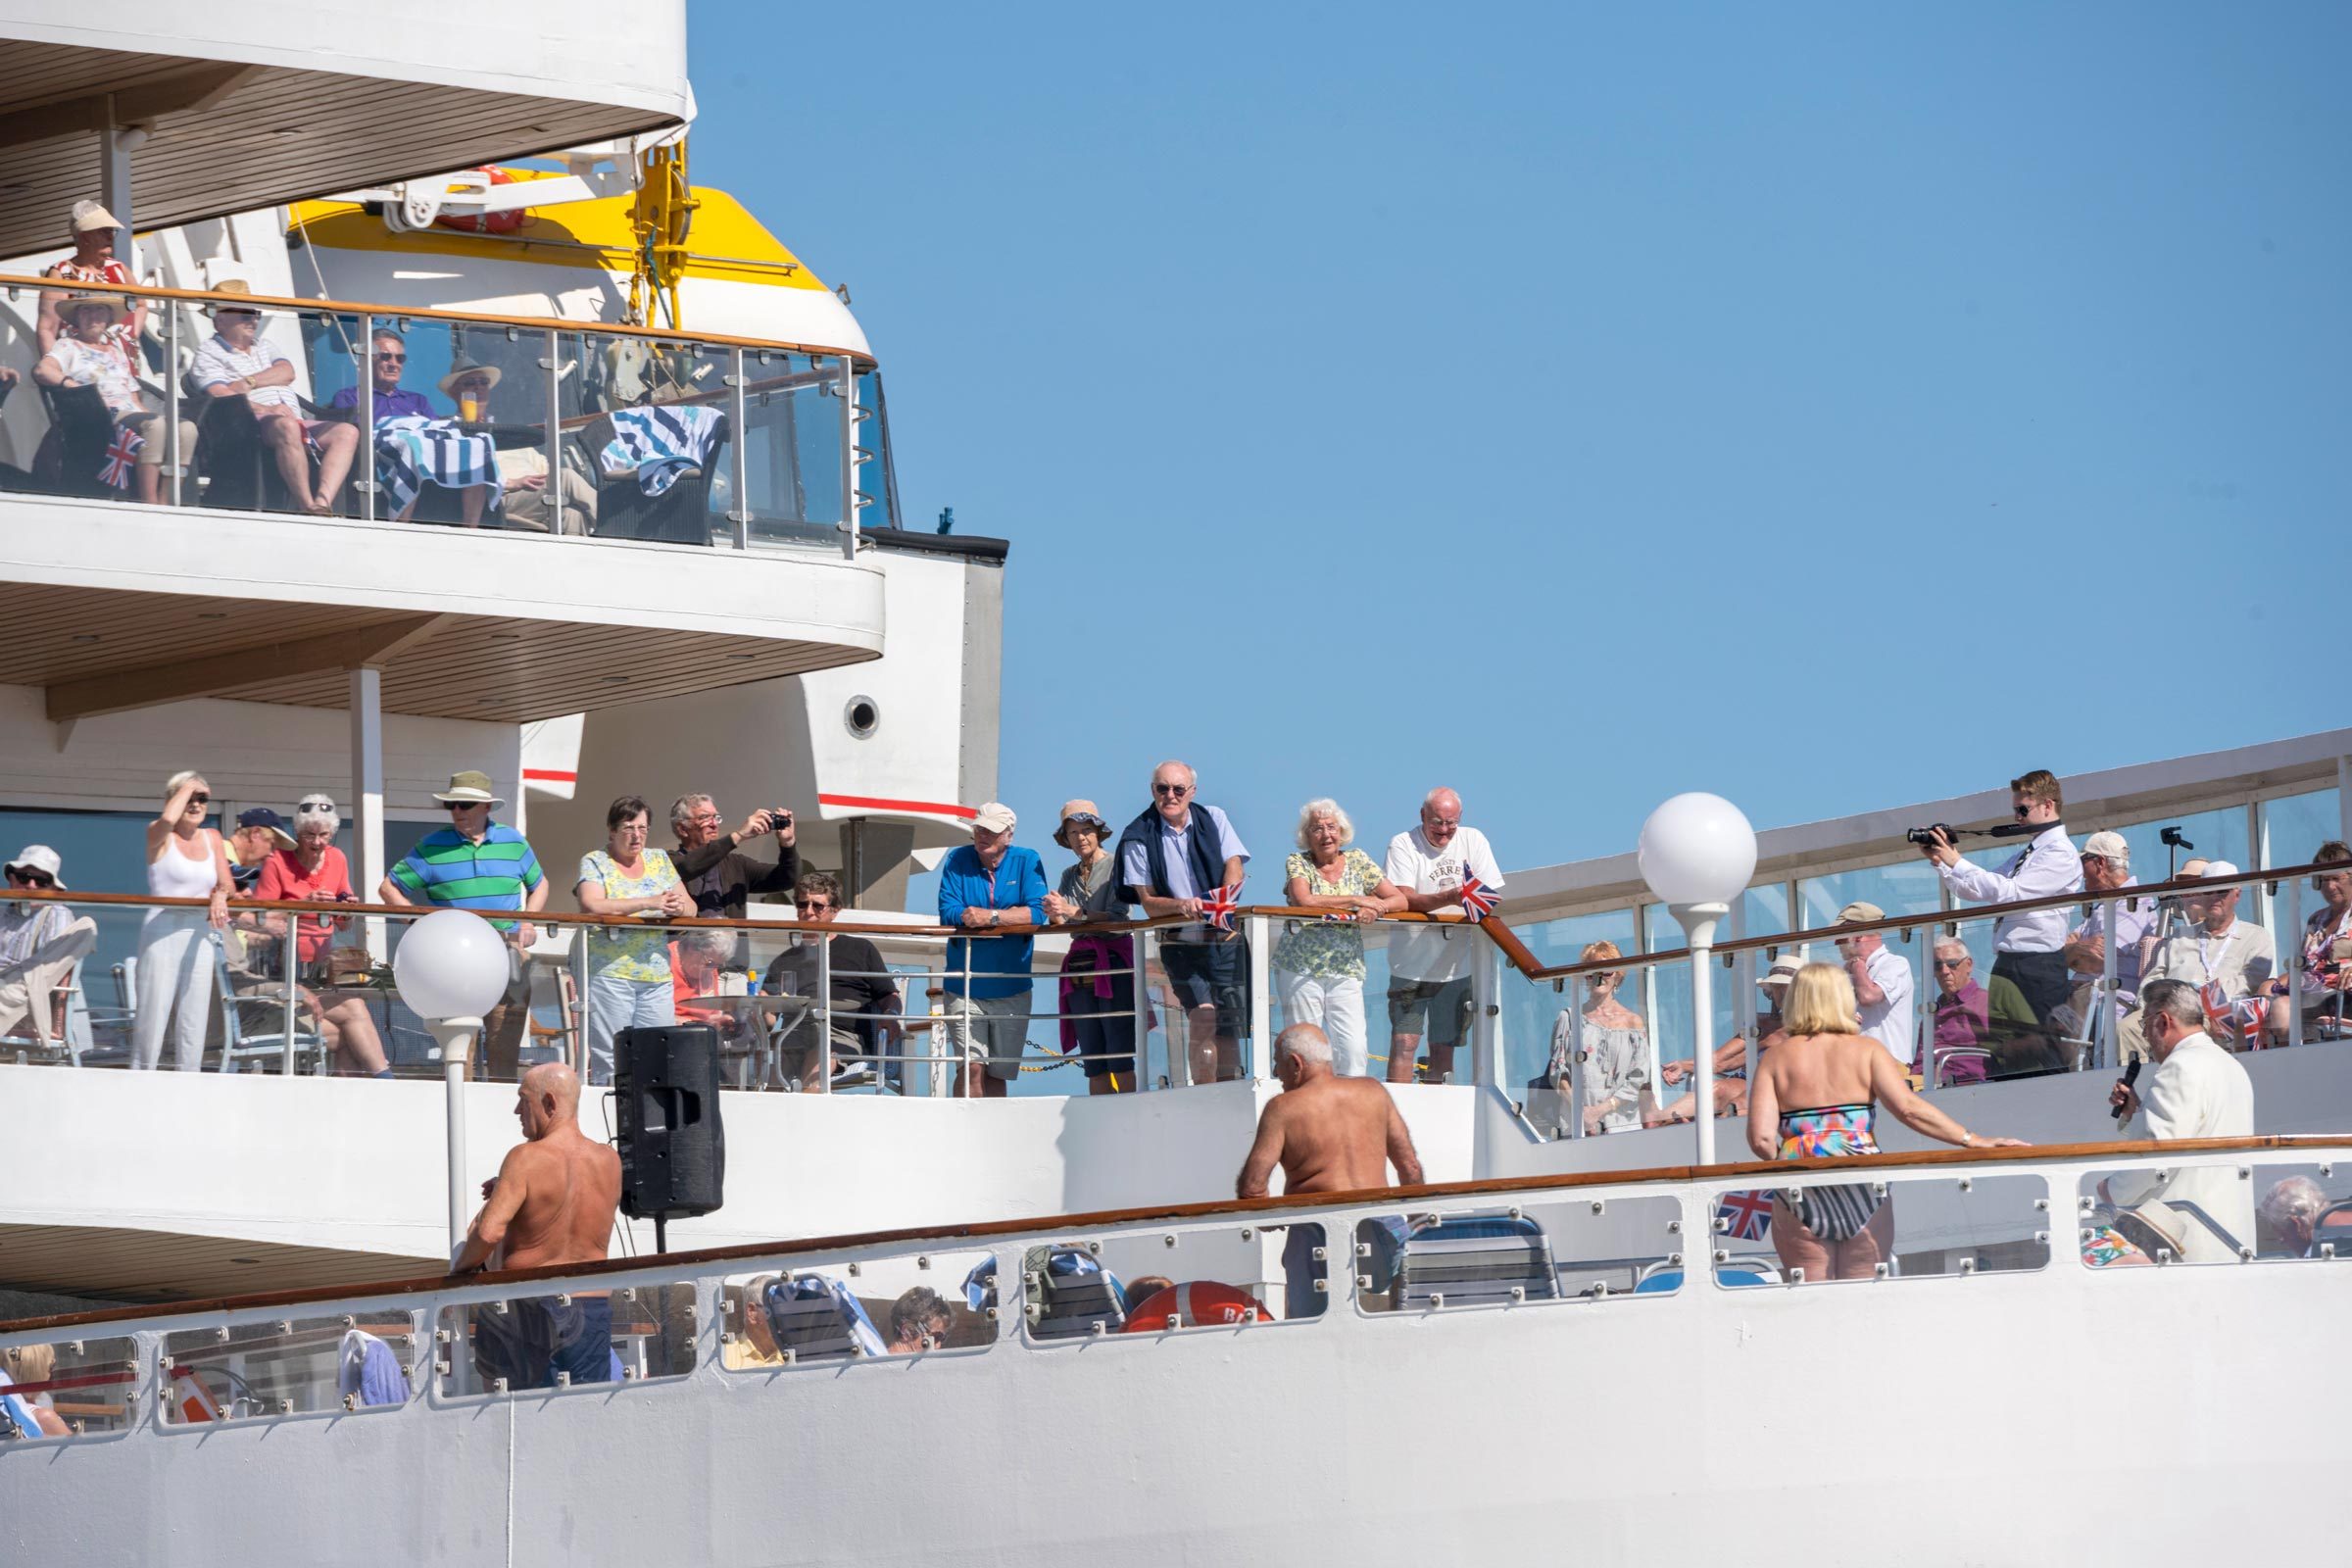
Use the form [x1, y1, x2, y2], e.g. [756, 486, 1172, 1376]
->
[614, 1024, 726, 1222]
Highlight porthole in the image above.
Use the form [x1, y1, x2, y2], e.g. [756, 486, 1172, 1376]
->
[844, 696, 880, 739]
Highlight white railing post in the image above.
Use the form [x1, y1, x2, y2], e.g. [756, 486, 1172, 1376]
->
[817, 926, 833, 1092]
[2286, 869, 2305, 1052]
[1133, 926, 1154, 1094]
[2098, 889, 2121, 1071]
[728, 346, 750, 549]
[1670, 904, 1729, 1167]
[280, 918, 298, 1076]
[543, 327, 564, 531]
[165, 299, 183, 508]
[357, 313, 375, 522]
[1246, 913, 1272, 1081]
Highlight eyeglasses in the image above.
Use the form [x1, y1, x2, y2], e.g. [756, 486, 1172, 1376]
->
[1933, 957, 1968, 970]
[6, 871, 53, 889]
[376, 352, 406, 364]
[1152, 783, 1189, 797]
[794, 901, 833, 914]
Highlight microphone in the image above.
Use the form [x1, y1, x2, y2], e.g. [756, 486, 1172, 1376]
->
[2112, 1058, 2141, 1123]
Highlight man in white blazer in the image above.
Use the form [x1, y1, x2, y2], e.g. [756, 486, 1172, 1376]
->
[2106, 977, 2257, 1251]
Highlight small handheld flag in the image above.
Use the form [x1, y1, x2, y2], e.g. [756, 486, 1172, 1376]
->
[98, 423, 143, 488]
[1200, 883, 1240, 931]
[1458, 872, 1498, 923]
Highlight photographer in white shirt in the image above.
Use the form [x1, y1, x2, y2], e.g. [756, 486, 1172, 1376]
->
[1917, 767, 2082, 1025]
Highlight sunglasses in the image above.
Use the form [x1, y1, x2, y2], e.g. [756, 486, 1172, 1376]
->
[7, 871, 53, 889]
[794, 901, 833, 913]
[186, 793, 210, 807]
[1933, 957, 1968, 969]
[445, 801, 486, 812]
[1152, 783, 1190, 797]
[376, 353, 406, 364]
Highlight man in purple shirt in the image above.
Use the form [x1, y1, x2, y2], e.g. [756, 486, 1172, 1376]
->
[326, 330, 437, 422]
[1931, 938, 1991, 1085]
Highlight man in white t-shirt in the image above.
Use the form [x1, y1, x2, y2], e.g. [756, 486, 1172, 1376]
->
[1833, 902, 1917, 1067]
[1382, 787, 1503, 1085]
[189, 284, 359, 514]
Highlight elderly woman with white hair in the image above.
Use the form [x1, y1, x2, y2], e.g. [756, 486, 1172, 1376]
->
[132, 770, 234, 1070]
[255, 793, 388, 1076]
[1271, 799, 1405, 1076]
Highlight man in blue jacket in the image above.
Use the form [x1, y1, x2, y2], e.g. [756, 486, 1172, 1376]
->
[938, 803, 1047, 1098]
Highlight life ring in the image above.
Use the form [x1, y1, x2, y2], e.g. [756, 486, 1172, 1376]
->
[436, 168, 526, 235]
[1120, 1281, 1269, 1332]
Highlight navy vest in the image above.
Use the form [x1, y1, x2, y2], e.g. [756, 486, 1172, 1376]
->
[1117, 804, 1225, 904]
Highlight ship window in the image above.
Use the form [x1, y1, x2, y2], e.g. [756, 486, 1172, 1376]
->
[1020, 1225, 1318, 1344]
[161, 1311, 419, 1424]
[2, 1335, 138, 1441]
[2082, 1159, 2342, 1269]
[431, 1283, 698, 1399]
[718, 1248, 997, 1372]
[1715, 1172, 2049, 1287]
[1356, 1194, 1683, 1312]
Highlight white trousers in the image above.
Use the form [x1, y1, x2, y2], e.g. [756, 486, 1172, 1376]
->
[1277, 968, 1367, 1076]
[585, 972, 675, 1086]
[133, 912, 219, 1071]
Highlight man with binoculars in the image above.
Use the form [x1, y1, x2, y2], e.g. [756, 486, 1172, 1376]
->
[1914, 768, 2084, 1024]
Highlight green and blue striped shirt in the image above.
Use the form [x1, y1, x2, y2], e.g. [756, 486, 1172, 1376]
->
[389, 823, 545, 929]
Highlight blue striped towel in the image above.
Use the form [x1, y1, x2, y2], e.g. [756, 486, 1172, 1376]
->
[601, 405, 721, 496]
[374, 416, 502, 519]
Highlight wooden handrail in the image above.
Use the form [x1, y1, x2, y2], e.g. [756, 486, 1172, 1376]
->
[1518, 857, 2349, 983]
[1, 1131, 2338, 1337]
[0, 270, 873, 365]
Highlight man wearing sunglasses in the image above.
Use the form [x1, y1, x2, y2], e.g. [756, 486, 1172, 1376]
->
[327, 331, 437, 422]
[379, 770, 548, 1078]
[1916, 767, 2083, 1025]
[0, 846, 83, 1045]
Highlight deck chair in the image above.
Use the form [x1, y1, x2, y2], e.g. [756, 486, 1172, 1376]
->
[215, 950, 328, 1074]
[0, 917, 97, 1065]
[1024, 1246, 1128, 1339]
[31, 382, 118, 498]
[192, 390, 331, 514]
[758, 1274, 885, 1364]
[575, 408, 730, 544]
[1382, 1212, 1561, 1309]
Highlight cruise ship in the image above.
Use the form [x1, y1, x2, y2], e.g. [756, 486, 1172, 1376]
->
[1, 6, 2346, 1563]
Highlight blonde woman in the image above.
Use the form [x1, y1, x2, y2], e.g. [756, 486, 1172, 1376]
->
[1747, 962, 2024, 1281]
[1272, 799, 1404, 1076]
[132, 770, 233, 1070]
[1544, 941, 1653, 1135]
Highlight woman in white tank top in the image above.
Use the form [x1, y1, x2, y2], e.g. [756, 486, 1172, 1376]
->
[132, 770, 234, 1070]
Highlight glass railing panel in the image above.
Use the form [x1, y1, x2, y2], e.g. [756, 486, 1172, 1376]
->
[855, 368, 895, 531]
[1355, 1193, 1683, 1311]
[563, 335, 733, 545]
[1724, 1172, 2049, 1286]
[1503, 907, 1640, 1130]
[2, 1335, 138, 1440]
[1921, 910, 2085, 1084]
[2078, 1157, 2268, 1267]
[338, 318, 553, 532]
[719, 1247, 998, 1369]
[178, 302, 359, 519]
[736, 347, 846, 550]
[1023, 1223, 1326, 1340]
[433, 1280, 696, 1396]
[160, 1309, 419, 1422]
[18, 280, 186, 510]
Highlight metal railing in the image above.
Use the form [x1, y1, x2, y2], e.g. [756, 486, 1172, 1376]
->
[2, 1134, 2343, 1445]
[0, 274, 879, 559]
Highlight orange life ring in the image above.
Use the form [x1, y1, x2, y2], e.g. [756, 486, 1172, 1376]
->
[436, 168, 526, 235]
[1120, 1282, 1269, 1332]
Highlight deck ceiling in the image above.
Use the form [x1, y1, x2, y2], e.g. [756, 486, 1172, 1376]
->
[0, 41, 680, 261]
[0, 1222, 435, 1304]
[6, 585, 874, 724]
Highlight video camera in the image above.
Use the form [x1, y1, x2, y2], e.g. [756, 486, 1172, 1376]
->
[1905, 821, 2041, 849]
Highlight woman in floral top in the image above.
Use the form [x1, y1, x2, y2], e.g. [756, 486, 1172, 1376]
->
[1273, 798, 1406, 1076]
[575, 795, 694, 1083]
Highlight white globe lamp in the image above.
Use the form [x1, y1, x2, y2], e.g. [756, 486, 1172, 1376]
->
[393, 907, 521, 1251]
[394, 907, 512, 1025]
[1636, 793, 1757, 1167]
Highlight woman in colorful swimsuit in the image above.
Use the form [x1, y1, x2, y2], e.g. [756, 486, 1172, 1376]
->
[1746, 962, 2026, 1281]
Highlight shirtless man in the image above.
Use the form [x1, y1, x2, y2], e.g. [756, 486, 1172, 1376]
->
[452, 1063, 623, 1389]
[1236, 1023, 1424, 1318]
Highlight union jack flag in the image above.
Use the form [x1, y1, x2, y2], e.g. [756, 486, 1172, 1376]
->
[1199, 883, 1240, 931]
[1716, 1189, 1775, 1241]
[2200, 980, 2269, 1045]
[1457, 872, 1498, 923]
[98, 423, 143, 488]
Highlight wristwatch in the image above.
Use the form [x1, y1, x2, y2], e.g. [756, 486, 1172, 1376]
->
[988, 909, 1001, 928]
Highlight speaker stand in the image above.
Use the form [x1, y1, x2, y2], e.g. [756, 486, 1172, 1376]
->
[654, 1213, 668, 1255]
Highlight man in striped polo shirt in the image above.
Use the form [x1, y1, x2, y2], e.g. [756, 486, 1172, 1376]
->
[379, 770, 549, 1079]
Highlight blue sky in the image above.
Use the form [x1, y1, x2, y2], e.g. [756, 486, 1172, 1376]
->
[691, 4, 2349, 878]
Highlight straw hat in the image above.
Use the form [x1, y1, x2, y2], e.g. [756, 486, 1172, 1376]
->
[438, 358, 503, 398]
[432, 770, 505, 807]
[208, 277, 260, 318]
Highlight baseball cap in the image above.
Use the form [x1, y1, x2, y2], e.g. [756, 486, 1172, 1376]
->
[1835, 901, 1885, 926]
[235, 808, 297, 850]
[971, 802, 1016, 835]
[2082, 831, 2129, 862]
